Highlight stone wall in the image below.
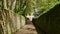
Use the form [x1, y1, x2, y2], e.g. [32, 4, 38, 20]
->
[0, 9, 25, 34]
[32, 4, 60, 34]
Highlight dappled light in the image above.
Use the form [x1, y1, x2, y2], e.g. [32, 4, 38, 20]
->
[0, 0, 60, 34]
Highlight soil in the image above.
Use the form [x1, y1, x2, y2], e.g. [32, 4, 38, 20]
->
[14, 24, 37, 34]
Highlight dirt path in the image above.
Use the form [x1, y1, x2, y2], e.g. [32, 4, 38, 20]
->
[14, 24, 37, 34]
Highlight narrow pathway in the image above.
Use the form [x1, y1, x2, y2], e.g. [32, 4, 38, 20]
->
[14, 24, 37, 34]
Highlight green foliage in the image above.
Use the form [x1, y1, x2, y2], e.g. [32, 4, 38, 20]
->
[14, 0, 36, 16]
[33, 0, 59, 18]
[14, 0, 60, 17]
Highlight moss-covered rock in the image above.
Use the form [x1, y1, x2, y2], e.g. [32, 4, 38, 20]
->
[0, 9, 25, 34]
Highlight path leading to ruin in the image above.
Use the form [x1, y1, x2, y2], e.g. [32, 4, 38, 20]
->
[14, 24, 37, 34]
